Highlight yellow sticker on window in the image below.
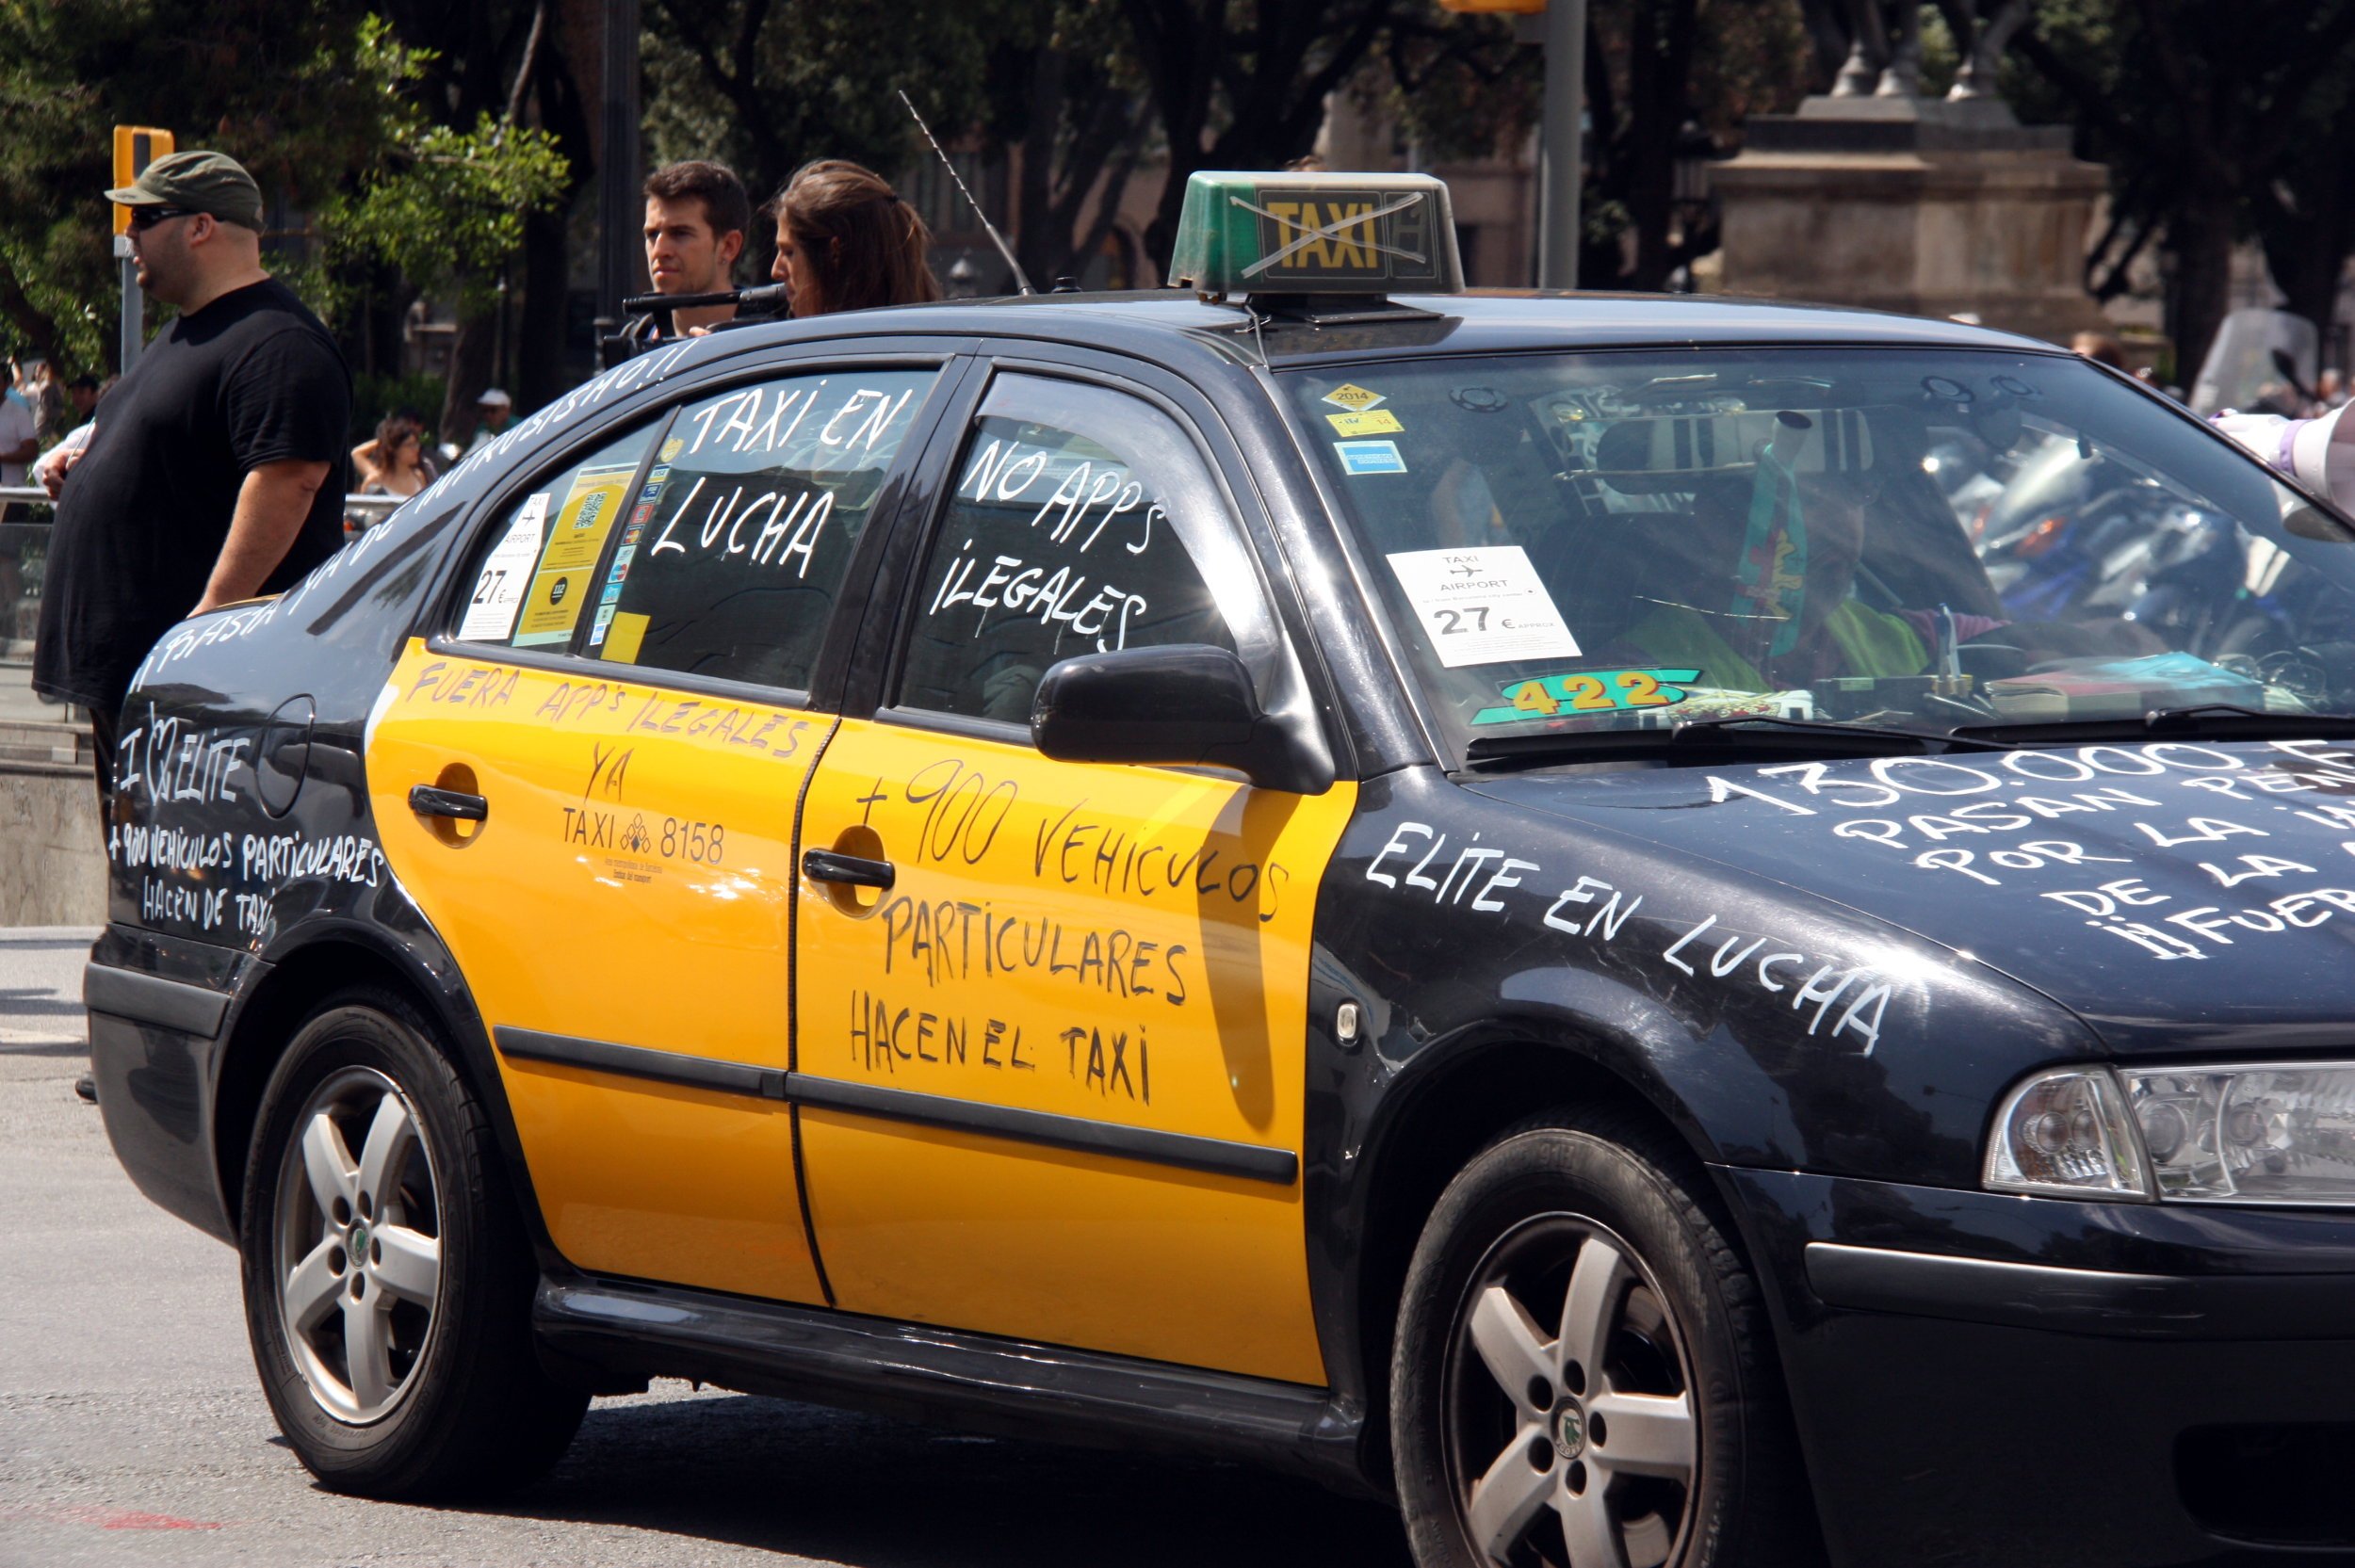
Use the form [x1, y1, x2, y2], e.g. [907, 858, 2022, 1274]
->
[1322, 382, 1387, 412]
[603, 609, 650, 665]
[1326, 408, 1403, 436]
[514, 462, 637, 645]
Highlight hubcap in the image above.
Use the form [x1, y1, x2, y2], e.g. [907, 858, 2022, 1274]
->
[1443, 1215, 1697, 1568]
[272, 1066, 442, 1423]
[1553, 1401, 1586, 1462]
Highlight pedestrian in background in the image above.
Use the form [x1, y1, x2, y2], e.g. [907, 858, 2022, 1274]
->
[642, 160, 751, 340]
[0, 366, 29, 646]
[355, 412, 435, 498]
[0, 365, 35, 494]
[464, 386, 512, 454]
[22, 357, 65, 445]
[2071, 331, 2128, 371]
[765, 159, 942, 318]
[34, 149, 350, 818]
[36, 151, 349, 1107]
[349, 406, 432, 492]
[34, 377, 114, 494]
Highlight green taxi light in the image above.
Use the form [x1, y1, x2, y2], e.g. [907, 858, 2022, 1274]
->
[1168, 171, 1463, 299]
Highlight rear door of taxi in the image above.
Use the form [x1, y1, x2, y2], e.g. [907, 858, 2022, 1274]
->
[789, 355, 1356, 1383]
[367, 347, 963, 1303]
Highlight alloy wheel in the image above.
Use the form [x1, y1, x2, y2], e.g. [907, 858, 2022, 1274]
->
[271, 1065, 443, 1423]
[1442, 1214, 1698, 1567]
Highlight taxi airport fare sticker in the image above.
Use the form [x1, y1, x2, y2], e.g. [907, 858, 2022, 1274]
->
[1324, 383, 1388, 412]
[1386, 545, 1583, 668]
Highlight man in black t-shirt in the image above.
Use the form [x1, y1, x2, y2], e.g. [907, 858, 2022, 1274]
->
[35, 150, 350, 815]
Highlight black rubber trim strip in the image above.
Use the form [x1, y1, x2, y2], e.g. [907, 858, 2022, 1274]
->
[787, 1075, 1300, 1186]
[82, 963, 230, 1039]
[495, 1026, 788, 1101]
[488, 1026, 1296, 1185]
[1804, 1240, 2355, 1340]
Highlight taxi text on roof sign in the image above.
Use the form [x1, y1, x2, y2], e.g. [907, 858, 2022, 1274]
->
[1168, 171, 1462, 299]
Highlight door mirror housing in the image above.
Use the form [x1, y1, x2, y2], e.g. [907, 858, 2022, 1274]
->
[1030, 644, 1333, 796]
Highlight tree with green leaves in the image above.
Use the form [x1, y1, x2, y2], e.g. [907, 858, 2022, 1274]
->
[2008, 0, 2355, 377]
[0, 1, 570, 419]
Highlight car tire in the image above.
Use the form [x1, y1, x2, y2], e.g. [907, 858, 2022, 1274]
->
[238, 988, 586, 1498]
[1390, 1107, 1818, 1568]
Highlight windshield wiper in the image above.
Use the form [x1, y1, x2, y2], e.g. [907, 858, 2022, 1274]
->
[1949, 702, 2355, 747]
[1463, 713, 2013, 768]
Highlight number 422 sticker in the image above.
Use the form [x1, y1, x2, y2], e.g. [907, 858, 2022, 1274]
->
[1471, 668, 1702, 724]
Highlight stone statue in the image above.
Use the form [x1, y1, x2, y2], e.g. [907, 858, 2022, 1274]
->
[1827, 0, 2028, 104]
[1830, 0, 1920, 99]
[1943, 0, 2028, 102]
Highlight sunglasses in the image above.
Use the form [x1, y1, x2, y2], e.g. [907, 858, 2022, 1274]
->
[125, 206, 199, 233]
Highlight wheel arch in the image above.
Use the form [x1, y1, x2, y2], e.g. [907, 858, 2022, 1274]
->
[215, 919, 533, 1250]
[1342, 981, 1741, 1487]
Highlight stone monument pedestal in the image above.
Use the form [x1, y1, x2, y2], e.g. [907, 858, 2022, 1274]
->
[1711, 96, 2106, 345]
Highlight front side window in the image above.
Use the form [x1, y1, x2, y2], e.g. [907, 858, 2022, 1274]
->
[589, 367, 936, 690]
[1283, 349, 2355, 759]
[897, 374, 1275, 724]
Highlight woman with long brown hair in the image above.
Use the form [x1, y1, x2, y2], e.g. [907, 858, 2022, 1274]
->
[766, 159, 942, 317]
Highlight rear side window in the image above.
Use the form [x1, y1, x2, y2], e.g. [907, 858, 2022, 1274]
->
[455, 425, 658, 651]
[896, 374, 1271, 725]
[589, 368, 936, 691]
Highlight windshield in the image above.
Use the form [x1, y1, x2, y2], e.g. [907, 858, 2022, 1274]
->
[1285, 348, 2355, 757]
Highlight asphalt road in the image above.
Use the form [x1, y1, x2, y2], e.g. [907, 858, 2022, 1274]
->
[0, 927, 1413, 1567]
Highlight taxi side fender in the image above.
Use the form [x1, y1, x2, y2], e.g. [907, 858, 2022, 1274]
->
[215, 909, 551, 1260]
[1314, 964, 1728, 1488]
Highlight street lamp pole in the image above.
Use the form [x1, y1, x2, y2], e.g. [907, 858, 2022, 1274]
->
[1536, 0, 1585, 291]
[594, 0, 643, 367]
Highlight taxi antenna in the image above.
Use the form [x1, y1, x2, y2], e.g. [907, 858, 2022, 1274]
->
[900, 89, 1033, 297]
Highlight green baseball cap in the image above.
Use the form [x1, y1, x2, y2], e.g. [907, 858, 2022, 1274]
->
[106, 149, 264, 231]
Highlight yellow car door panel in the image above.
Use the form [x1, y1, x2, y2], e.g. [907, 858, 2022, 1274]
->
[793, 371, 1350, 1382]
[368, 364, 943, 1303]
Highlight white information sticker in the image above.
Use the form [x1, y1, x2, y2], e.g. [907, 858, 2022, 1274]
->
[457, 492, 549, 643]
[1385, 545, 1583, 668]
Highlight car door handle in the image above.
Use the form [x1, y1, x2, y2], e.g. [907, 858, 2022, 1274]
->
[409, 784, 489, 821]
[803, 849, 895, 890]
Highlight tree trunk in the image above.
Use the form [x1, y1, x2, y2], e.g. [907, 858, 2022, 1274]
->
[441, 299, 500, 447]
[2168, 194, 2237, 389]
[518, 202, 576, 412]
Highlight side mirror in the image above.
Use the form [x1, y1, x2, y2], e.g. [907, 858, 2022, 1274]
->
[1031, 644, 1332, 795]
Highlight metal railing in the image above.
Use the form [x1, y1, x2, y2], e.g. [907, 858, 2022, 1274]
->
[0, 489, 410, 674]
[0, 485, 410, 521]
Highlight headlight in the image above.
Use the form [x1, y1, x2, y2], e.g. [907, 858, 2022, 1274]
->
[1984, 1068, 2151, 1199]
[1985, 1062, 2355, 1204]
[2121, 1064, 2355, 1204]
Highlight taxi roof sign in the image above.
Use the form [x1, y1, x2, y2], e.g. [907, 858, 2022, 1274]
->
[1168, 171, 1462, 299]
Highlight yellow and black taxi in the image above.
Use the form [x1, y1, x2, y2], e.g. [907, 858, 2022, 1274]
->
[87, 171, 2355, 1567]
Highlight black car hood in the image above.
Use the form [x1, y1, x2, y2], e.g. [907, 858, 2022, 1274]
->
[1469, 737, 2355, 1055]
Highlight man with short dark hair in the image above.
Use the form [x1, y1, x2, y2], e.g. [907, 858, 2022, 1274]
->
[35, 149, 350, 816]
[641, 160, 751, 338]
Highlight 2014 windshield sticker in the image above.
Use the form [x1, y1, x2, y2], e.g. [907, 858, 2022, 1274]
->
[1322, 382, 1387, 412]
[1386, 545, 1583, 668]
[1473, 668, 1701, 724]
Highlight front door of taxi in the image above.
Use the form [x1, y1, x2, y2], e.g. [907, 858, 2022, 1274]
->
[366, 364, 940, 1303]
[792, 373, 1355, 1383]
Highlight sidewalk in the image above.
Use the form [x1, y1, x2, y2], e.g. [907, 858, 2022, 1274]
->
[0, 925, 96, 1058]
